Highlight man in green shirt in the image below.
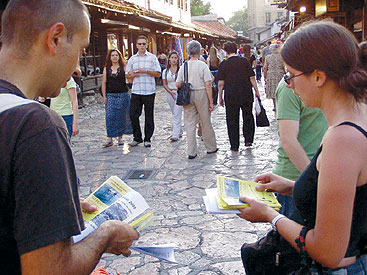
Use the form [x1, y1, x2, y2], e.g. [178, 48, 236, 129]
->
[272, 79, 328, 216]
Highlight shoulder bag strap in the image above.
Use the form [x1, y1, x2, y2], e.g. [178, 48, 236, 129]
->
[184, 62, 188, 84]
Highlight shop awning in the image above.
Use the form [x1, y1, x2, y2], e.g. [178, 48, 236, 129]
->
[82, 0, 172, 22]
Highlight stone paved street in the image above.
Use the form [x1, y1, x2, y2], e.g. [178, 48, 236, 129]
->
[72, 82, 279, 275]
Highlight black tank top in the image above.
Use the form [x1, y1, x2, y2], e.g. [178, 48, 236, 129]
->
[106, 67, 128, 94]
[292, 121, 367, 257]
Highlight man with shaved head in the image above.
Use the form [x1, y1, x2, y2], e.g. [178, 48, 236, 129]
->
[0, 1, 138, 273]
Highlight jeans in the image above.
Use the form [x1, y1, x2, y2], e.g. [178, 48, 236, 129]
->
[310, 255, 367, 274]
[62, 114, 73, 138]
[277, 194, 297, 217]
[256, 65, 262, 81]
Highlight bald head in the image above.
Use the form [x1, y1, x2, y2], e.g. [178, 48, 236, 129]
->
[1, 0, 89, 51]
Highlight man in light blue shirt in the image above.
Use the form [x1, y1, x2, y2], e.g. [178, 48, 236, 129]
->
[126, 35, 161, 147]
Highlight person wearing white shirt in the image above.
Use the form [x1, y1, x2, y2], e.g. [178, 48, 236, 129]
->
[126, 35, 161, 147]
[216, 42, 226, 62]
[162, 51, 183, 141]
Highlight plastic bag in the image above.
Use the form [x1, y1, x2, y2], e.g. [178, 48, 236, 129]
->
[255, 97, 261, 115]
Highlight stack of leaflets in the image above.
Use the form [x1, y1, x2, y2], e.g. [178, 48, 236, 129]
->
[203, 175, 281, 214]
[73, 176, 177, 264]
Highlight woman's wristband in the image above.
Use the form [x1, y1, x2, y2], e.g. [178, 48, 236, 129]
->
[271, 214, 286, 230]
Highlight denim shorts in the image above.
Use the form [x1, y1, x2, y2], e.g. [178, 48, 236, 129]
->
[310, 255, 367, 274]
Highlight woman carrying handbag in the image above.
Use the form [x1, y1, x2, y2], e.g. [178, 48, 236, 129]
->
[176, 40, 217, 159]
[238, 20, 367, 274]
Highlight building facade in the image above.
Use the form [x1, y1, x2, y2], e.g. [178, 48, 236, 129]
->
[0, 0, 251, 94]
[132, 0, 191, 25]
[283, 0, 366, 42]
[191, 14, 251, 50]
[248, 0, 286, 44]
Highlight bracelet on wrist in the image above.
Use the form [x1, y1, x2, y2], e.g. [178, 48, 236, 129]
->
[271, 214, 286, 230]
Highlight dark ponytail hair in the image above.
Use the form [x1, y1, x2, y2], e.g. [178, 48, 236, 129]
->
[281, 20, 367, 103]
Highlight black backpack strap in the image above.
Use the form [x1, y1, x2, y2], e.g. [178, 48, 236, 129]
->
[337, 121, 367, 138]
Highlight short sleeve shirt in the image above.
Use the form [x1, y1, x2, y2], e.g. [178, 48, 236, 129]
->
[162, 68, 178, 90]
[272, 80, 328, 180]
[217, 56, 255, 105]
[50, 77, 77, 116]
[0, 80, 83, 273]
[176, 60, 212, 90]
[125, 51, 161, 95]
[218, 49, 226, 62]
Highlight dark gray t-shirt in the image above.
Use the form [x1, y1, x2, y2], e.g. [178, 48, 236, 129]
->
[0, 80, 84, 273]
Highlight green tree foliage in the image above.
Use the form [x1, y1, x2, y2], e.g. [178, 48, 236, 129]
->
[190, 0, 211, 16]
[226, 8, 249, 37]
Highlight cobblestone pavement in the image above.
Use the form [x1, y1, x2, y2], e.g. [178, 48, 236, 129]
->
[72, 82, 279, 275]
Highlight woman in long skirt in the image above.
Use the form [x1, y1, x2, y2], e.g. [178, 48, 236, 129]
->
[101, 49, 131, 147]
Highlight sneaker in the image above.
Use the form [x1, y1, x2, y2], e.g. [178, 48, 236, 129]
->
[129, 140, 142, 146]
[144, 141, 151, 147]
[245, 142, 253, 147]
[188, 154, 197, 159]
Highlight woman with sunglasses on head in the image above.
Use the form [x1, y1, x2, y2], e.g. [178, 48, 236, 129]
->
[239, 20, 367, 273]
[162, 51, 183, 142]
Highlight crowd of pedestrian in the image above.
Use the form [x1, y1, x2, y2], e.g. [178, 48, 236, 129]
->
[95, 36, 271, 158]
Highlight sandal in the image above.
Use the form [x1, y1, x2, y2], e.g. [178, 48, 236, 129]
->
[102, 141, 113, 148]
[117, 140, 124, 146]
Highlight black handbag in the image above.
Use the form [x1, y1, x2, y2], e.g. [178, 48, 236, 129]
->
[241, 229, 302, 275]
[255, 98, 270, 127]
[242, 226, 325, 275]
[176, 62, 191, 106]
